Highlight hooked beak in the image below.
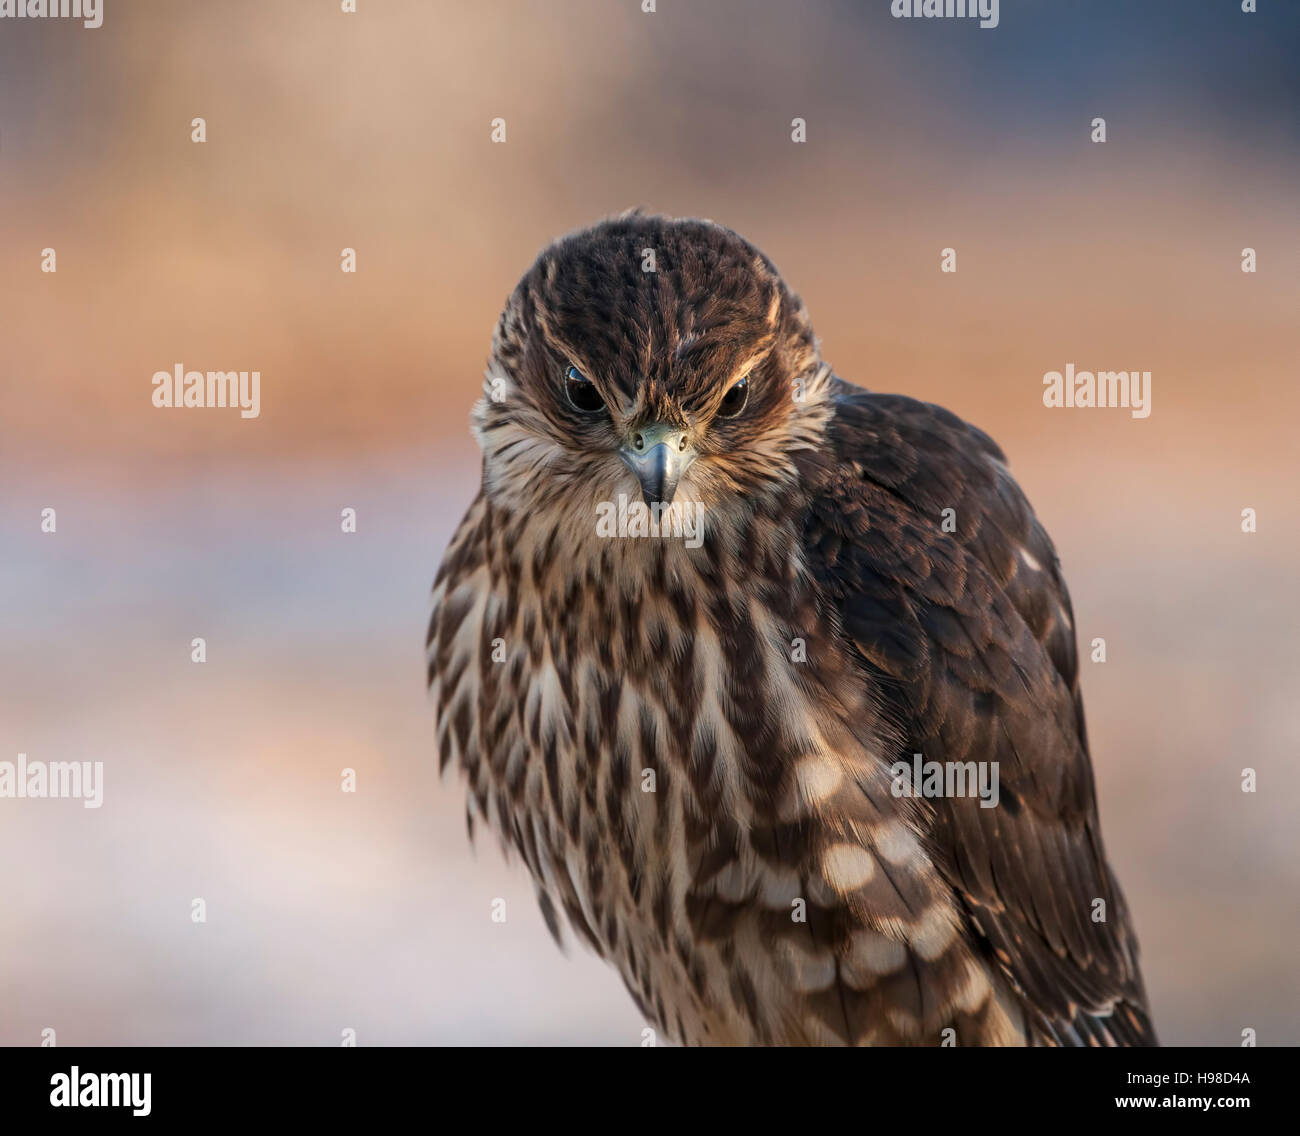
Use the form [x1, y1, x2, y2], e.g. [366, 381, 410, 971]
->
[619, 423, 696, 507]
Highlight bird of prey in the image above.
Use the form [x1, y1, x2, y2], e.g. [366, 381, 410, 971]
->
[427, 212, 1155, 1046]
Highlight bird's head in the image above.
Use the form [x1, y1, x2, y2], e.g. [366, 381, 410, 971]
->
[472, 213, 833, 525]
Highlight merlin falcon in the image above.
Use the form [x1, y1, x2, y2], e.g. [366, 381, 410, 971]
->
[427, 213, 1155, 1047]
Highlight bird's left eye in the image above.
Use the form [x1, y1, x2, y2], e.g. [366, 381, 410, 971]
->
[564, 365, 605, 414]
[717, 377, 749, 418]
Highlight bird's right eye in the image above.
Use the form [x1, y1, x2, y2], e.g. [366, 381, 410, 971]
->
[564, 365, 605, 414]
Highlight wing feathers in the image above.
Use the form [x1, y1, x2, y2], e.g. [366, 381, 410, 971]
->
[801, 381, 1155, 1045]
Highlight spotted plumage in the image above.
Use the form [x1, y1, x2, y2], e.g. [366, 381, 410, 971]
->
[427, 212, 1155, 1046]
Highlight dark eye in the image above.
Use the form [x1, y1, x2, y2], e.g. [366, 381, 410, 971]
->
[717, 377, 749, 418]
[564, 365, 605, 414]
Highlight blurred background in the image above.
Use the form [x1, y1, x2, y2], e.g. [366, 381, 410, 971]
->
[1, 0, 1297, 1045]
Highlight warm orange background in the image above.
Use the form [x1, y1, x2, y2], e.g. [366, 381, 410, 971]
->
[2, 1, 1297, 1044]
